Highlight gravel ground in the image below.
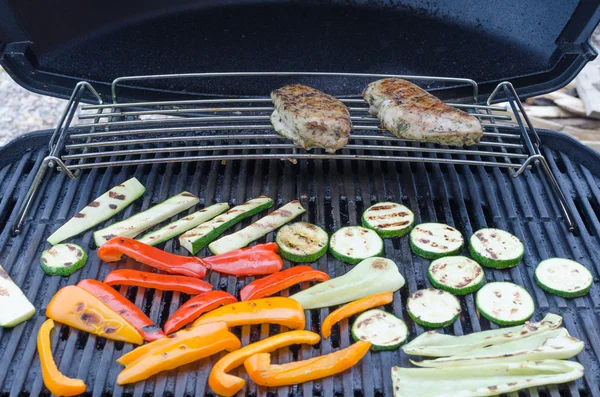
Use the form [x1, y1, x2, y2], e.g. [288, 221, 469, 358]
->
[0, 66, 67, 145]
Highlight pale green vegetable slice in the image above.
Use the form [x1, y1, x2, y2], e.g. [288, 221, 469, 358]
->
[391, 360, 584, 397]
[402, 313, 562, 357]
[0, 265, 36, 327]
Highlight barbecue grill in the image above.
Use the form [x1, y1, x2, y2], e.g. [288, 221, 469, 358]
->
[1, 1, 600, 397]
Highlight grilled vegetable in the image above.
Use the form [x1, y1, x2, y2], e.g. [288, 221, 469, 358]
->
[94, 191, 199, 246]
[363, 78, 483, 147]
[476, 282, 534, 326]
[117, 322, 240, 385]
[104, 269, 212, 295]
[202, 242, 283, 276]
[428, 256, 484, 295]
[321, 292, 393, 339]
[412, 328, 584, 368]
[47, 177, 145, 245]
[37, 319, 86, 396]
[180, 196, 274, 254]
[403, 313, 563, 357]
[535, 258, 593, 298]
[270, 84, 351, 153]
[290, 257, 405, 310]
[137, 202, 230, 246]
[329, 226, 384, 264]
[0, 265, 36, 327]
[97, 237, 208, 278]
[351, 309, 408, 350]
[362, 202, 415, 238]
[77, 279, 165, 342]
[46, 285, 143, 344]
[192, 297, 305, 330]
[209, 200, 306, 255]
[407, 288, 461, 328]
[469, 228, 524, 269]
[391, 360, 584, 397]
[244, 341, 371, 387]
[239, 266, 330, 301]
[209, 330, 320, 397]
[40, 243, 87, 276]
[410, 223, 464, 259]
[163, 291, 238, 334]
[275, 222, 329, 262]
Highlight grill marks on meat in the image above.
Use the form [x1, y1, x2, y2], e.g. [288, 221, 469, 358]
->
[363, 78, 483, 146]
[270, 84, 351, 153]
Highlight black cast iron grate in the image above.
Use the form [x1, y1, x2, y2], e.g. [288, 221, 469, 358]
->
[0, 130, 599, 397]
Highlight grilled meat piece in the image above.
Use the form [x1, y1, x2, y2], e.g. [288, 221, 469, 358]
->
[270, 84, 351, 153]
[363, 78, 483, 146]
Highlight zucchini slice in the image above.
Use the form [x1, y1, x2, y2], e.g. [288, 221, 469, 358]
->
[352, 309, 409, 350]
[407, 288, 461, 328]
[40, 243, 88, 276]
[428, 256, 485, 295]
[275, 222, 329, 263]
[208, 200, 306, 255]
[179, 196, 273, 255]
[409, 223, 464, 260]
[0, 265, 36, 327]
[93, 191, 200, 246]
[329, 226, 384, 265]
[476, 282, 534, 326]
[47, 177, 146, 245]
[535, 258, 593, 298]
[361, 202, 415, 238]
[469, 228, 524, 269]
[137, 203, 230, 246]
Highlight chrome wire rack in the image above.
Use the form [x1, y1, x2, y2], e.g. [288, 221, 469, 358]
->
[12, 72, 575, 234]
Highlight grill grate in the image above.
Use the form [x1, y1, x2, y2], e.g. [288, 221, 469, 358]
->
[0, 129, 599, 397]
[10, 73, 576, 234]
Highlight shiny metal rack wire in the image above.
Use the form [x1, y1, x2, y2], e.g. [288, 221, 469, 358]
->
[11, 72, 575, 234]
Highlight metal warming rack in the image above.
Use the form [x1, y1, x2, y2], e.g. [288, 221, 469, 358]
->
[12, 72, 576, 234]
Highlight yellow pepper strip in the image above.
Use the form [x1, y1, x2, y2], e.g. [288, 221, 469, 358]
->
[244, 341, 371, 387]
[117, 322, 240, 385]
[117, 321, 229, 366]
[192, 297, 305, 330]
[37, 319, 86, 396]
[321, 292, 393, 339]
[209, 330, 320, 397]
[46, 286, 143, 345]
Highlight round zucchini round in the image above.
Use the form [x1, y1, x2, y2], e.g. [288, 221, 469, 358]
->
[40, 243, 88, 276]
[407, 288, 461, 328]
[535, 258, 593, 298]
[361, 202, 414, 238]
[329, 226, 383, 265]
[351, 309, 409, 350]
[275, 222, 329, 263]
[469, 228, 524, 269]
[476, 282, 534, 326]
[409, 223, 464, 260]
[428, 256, 485, 295]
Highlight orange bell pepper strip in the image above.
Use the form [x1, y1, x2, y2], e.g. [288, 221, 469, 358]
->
[117, 322, 240, 385]
[46, 285, 143, 345]
[321, 292, 393, 339]
[244, 341, 371, 387]
[37, 319, 86, 396]
[209, 330, 320, 397]
[239, 266, 330, 301]
[192, 297, 305, 329]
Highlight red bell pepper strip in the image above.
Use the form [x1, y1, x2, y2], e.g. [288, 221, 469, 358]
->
[98, 237, 208, 278]
[104, 269, 213, 295]
[163, 291, 238, 334]
[240, 266, 330, 301]
[77, 279, 166, 342]
[203, 243, 283, 276]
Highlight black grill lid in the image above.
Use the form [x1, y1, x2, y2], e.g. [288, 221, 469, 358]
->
[0, 0, 599, 103]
